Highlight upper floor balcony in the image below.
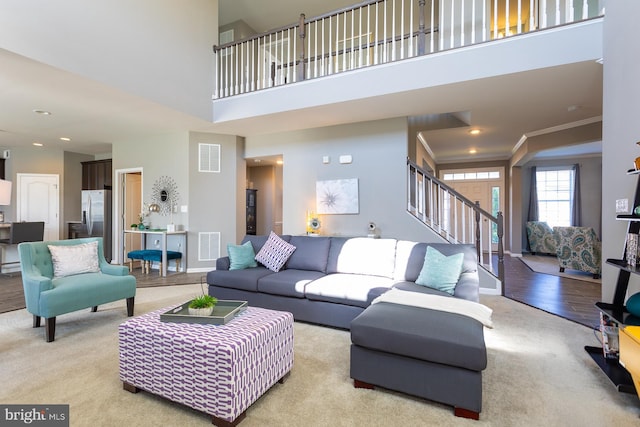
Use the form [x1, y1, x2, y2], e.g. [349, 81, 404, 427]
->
[211, 0, 604, 142]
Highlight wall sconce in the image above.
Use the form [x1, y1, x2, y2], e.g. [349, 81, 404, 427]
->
[148, 203, 160, 213]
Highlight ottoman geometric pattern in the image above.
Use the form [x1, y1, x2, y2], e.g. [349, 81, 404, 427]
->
[118, 306, 294, 426]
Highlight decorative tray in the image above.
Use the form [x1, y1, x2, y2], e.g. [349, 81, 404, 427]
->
[160, 300, 248, 325]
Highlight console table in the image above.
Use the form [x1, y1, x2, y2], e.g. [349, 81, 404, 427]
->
[122, 229, 187, 277]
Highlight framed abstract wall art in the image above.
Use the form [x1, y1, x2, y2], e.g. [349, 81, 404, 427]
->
[316, 178, 359, 214]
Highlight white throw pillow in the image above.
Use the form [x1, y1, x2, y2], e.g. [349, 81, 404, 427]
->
[48, 241, 100, 278]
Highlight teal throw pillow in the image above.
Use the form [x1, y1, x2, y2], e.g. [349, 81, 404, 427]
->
[627, 292, 640, 317]
[415, 246, 464, 295]
[227, 241, 258, 270]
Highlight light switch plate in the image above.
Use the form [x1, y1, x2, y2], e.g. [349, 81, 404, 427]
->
[616, 198, 629, 213]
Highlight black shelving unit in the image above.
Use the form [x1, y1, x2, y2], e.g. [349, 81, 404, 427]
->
[584, 346, 636, 394]
[588, 170, 640, 394]
[246, 189, 257, 235]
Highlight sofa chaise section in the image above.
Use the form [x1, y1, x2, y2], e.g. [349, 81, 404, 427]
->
[350, 293, 487, 419]
[207, 234, 488, 419]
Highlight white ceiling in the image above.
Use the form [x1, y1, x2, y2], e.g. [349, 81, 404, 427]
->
[0, 1, 603, 162]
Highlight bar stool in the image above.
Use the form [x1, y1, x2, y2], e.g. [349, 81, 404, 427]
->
[142, 250, 182, 275]
[127, 250, 149, 272]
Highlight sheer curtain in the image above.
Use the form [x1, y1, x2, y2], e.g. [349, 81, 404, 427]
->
[527, 166, 538, 221]
[572, 164, 582, 226]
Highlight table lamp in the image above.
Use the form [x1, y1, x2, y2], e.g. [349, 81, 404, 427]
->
[0, 179, 12, 223]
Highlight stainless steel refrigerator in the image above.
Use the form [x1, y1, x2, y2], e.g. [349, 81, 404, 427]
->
[80, 190, 112, 262]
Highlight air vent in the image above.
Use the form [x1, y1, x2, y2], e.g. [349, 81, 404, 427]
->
[199, 232, 220, 261]
[199, 144, 221, 173]
[219, 29, 234, 45]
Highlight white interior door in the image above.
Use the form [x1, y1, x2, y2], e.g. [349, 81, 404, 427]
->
[17, 173, 60, 240]
[125, 173, 142, 252]
[113, 167, 143, 264]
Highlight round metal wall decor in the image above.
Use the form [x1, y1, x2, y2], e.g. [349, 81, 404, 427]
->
[151, 175, 179, 216]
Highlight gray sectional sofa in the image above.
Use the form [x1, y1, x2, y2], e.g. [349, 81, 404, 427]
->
[207, 234, 489, 419]
[207, 234, 480, 327]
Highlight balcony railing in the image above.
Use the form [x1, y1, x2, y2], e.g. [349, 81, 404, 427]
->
[407, 159, 505, 288]
[213, 0, 602, 98]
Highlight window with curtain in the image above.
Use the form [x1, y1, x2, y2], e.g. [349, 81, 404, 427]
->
[536, 168, 575, 227]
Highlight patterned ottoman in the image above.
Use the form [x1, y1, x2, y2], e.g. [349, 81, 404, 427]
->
[118, 306, 294, 426]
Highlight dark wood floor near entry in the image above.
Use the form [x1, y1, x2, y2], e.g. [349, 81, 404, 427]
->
[1, 258, 601, 329]
[502, 255, 601, 329]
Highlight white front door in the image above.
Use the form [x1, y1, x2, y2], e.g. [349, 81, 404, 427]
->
[17, 173, 60, 240]
[440, 167, 505, 254]
[450, 181, 499, 252]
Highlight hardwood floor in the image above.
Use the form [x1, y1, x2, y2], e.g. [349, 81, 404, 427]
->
[0, 257, 602, 329]
[502, 255, 601, 329]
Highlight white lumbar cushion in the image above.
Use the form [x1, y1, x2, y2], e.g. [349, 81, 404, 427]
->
[48, 241, 100, 278]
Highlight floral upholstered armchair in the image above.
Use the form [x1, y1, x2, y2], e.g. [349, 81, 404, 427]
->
[554, 226, 602, 279]
[526, 221, 557, 255]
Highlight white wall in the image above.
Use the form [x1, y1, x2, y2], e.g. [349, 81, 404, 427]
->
[245, 117, 441, 241]
[188, 132, 245, 271]
[112, 132, 190, 263]
[0, 0, 218, 121]
[602, 0, 640, 302]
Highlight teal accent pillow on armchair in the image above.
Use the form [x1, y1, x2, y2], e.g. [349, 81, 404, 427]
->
[227, 241, 258, 270]
[415, 246, 464, 295]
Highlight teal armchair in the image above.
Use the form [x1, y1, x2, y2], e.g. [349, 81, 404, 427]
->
[18, 237, 136, 342]
[526, 221, 557, 255]
[554, 226, 602, 279]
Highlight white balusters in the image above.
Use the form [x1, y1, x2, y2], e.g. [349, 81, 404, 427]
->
[213, 0, 600, 99]
[530, 0, 535, 31]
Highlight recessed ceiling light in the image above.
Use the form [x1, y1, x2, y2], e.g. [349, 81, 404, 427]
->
[276, 160, 283, 165]
[469, 148, 477, 154]
[59, 137, 71, 142]
[468, 129, 481, 135]
[33, 110, 52, 116]
[32, 142, 43, 147]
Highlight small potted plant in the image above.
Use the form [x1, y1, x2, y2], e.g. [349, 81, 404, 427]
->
[130, 223, 138, 230]
[188, 294, 218, 316]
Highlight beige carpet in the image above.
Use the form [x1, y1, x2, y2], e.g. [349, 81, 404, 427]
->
[1, 284, 639, 426]
[520, 255, 602, 284]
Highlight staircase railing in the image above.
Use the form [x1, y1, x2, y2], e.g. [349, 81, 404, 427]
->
[214, 0, 603, 99]
[407, 159, 505, 288]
